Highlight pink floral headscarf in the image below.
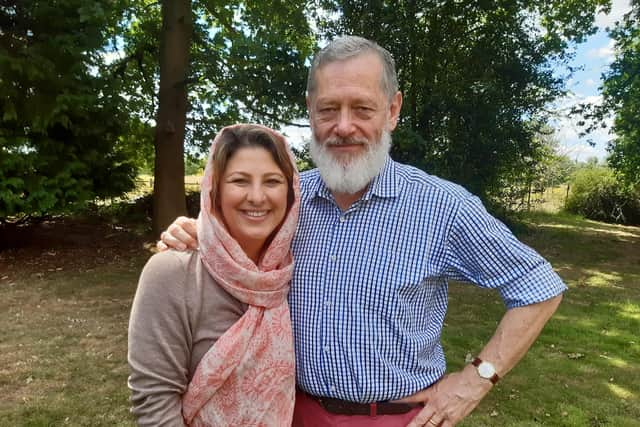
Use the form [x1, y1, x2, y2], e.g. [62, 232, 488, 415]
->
[182, 124, 300, 426]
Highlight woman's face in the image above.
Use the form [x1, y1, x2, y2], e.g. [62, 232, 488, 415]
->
[218, 146, 289, 261]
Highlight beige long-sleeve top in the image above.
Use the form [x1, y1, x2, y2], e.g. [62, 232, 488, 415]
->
[127, 250, 247, 426]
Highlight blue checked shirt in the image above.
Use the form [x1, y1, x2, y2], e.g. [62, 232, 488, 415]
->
[288, 156, 567, 403]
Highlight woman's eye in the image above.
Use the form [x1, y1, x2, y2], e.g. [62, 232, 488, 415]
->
[266, 179, 284, 186]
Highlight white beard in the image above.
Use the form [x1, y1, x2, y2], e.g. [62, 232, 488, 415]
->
[309, 130, 391, 194]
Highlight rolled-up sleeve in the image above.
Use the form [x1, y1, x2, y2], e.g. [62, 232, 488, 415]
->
[445, 196, 567, 308]
[128, 251, 191, 426]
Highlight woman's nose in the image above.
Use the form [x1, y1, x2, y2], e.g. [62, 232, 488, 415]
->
[246, 184, 266, 204]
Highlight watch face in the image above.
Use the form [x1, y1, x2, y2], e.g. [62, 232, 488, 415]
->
[478, 362, 496, 378]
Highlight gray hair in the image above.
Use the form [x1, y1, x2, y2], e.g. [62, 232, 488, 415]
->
[306, 36, 399, 101]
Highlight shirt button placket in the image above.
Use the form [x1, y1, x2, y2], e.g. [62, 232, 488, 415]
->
[322, 211, 343, 396]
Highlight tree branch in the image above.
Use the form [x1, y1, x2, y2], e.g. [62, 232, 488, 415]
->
[243, 102, 309, 128]
[202, 4, 239, 36]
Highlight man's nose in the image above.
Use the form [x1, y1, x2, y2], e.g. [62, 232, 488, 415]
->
[335, 110, 355, 138]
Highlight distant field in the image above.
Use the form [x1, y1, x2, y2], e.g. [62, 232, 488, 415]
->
[531, 185, 570, 213]
[129, 174, 203, 199]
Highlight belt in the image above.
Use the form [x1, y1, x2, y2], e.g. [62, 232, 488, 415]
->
[301, 390, 423, 416]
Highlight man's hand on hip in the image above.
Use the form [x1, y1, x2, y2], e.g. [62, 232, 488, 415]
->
[392, 365, 492, 427]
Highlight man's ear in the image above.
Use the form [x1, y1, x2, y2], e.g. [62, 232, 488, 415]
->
[387, 91, 403, 131]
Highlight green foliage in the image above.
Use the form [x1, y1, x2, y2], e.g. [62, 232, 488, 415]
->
[291, 143, 315, 172]
[184, 155, 206, 176]
[602, 1, 640, 187]
[0, 0, 139, 221]
[317, 0, 609, 200]
[489, 129, 574, 212]
[113, 1, 316, 153]
[577, 1, 640, 188]
[565, 165, 640, 224]
[113, 1, 316, 233]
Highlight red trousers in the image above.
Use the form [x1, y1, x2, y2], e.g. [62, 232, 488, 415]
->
[292, 390, 422, 427]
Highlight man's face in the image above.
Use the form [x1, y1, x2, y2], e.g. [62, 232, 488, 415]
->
[306, 52, 402, 167]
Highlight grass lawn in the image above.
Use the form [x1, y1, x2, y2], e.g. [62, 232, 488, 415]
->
[445, 211, 640, 426]
[1, 211, 638, 426]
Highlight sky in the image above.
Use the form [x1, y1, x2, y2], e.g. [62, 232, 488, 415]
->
[281, 0, 634, 161]
[554, 0, 633, 161]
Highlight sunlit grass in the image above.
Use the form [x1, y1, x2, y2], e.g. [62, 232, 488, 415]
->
[1, 210, 639, 426]
[444, 210, 640, 426]
[608, 383, 636, 400]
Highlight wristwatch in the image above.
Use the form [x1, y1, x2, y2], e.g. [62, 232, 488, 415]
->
[471, 357, 500, 384]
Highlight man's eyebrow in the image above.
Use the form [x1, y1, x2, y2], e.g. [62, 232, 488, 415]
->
[316, 95, 378, 104]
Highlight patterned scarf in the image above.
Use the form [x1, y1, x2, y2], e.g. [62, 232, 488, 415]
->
[182, 124, 300, 426]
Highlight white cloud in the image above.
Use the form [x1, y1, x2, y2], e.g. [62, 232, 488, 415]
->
[557, 143, 603, 161]
[554, 91, 602, 113]
[587, 39, 616, 62]
[595, 0, 633, 29]
[582, 94, 605, 106]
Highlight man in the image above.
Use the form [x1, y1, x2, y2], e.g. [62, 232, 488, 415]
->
[160, 36, 565, 427]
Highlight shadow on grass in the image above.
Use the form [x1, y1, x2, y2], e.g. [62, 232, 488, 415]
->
[0, 221, 148, 427]
[443, 281, 639, 426]
[1, 211, 639, 426]
[442, 211, 640, 426]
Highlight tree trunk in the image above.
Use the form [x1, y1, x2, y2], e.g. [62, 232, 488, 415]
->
[152, 0, 192, 236]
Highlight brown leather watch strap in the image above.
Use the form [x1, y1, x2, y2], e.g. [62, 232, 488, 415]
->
[471, 357, 500, 384]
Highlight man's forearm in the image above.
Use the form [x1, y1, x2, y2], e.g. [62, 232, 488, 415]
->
[476, 294, 563, 380]
[401, 294, 563, 427]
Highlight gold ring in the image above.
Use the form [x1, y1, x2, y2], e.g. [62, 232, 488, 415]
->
[428, 420, 439, 426]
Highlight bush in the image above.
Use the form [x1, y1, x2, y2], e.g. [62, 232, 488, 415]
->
[565, 166, 640, 225]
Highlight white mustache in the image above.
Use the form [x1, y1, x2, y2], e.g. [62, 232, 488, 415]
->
[324, 137, 369, 147]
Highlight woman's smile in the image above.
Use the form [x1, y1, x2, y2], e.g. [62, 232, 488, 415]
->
[219, 147, 288, 261]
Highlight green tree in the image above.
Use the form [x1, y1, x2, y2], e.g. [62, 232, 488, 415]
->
[152, 0, 192, 235]
[0, 0, 139, 222]
[113, 1, 315, 234]
[490, 127, 567, 212]
[316, 0, 610, 200]
[600, 1, 640, 187]
[566, 164, 640, 224]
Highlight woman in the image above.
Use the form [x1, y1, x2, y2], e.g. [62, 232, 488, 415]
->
[128, 124, 300, 426]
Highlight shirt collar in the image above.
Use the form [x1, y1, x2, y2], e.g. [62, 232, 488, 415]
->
[312, 155, 398, 202]
[362, 156, 398, 201]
